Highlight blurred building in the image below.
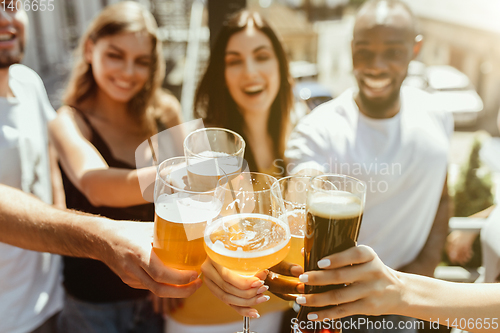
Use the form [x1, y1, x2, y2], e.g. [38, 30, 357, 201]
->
[403, 0, 500, 118]
[250, 2, 318, 64]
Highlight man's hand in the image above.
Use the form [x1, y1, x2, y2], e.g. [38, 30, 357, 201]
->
[99, 221, 202, 298]
[201, 257, 270, 318]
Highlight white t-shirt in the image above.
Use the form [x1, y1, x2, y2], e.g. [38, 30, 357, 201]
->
[286, 87, 453, 269]
[0, 65, 63, 333]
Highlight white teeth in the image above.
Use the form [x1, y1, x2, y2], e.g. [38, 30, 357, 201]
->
[364, 78, 391, 89]
[0, 34, 13, 42]
[243, 85, 264, 93]
[114, 79, 133, 89]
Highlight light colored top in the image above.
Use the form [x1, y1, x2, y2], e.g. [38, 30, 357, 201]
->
[285, 87, 453, 269]
[0, 64, 63, 333]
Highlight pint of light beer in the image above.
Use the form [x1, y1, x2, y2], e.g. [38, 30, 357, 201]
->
[271, 175, 310, 268]
[184, 128, 245, 192]
[153, 157, 226, 274]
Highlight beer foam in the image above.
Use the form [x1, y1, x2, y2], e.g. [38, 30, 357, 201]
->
[205, 213, 291, 259]
[282, 209, 306, 237]
[196, 150, 232, 158]
[155, 193, 222, 224]
[308, 191, 363, 219]
[188, 151, 241, 176]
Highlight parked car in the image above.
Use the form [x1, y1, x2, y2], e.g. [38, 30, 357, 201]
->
[294, 80, 333, 111]
[404, 61, 483, 126]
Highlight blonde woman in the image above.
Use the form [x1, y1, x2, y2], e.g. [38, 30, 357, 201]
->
[49, 2, 188, 332]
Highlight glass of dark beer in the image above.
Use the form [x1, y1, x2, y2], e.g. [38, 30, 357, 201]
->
[296, 174, 366, 333]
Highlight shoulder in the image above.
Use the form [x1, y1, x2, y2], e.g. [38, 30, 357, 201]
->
[155, 90, 182, 128]
[9, 64, 45, 90]
[10, 64, 42, 82]
[54, 105, 92, 140]
[294, 88, 357, 133]
[401, 86, 454, 138]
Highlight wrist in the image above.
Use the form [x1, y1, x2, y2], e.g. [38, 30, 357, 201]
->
[395, 271, 413, 317]
[79, 216, 116, 262]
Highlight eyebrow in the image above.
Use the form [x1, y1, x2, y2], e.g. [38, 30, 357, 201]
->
[108, 44, 151, 59]
[225, 45, 272, 56]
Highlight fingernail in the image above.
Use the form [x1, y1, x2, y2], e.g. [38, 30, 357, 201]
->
[299, 274, 309, 283]
[256, 295, 270, 304]
[251, 280, 265, 288]
[308, 313, 318, 320]
[318, 259, 331, 268]
[257, 285, 269, 294]
[250, 310, 261, 319]
[189, 274, 198, 283]
[296, 296, 306, 304]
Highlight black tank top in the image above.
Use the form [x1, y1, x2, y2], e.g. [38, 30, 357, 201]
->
[60, 110, 153, 303]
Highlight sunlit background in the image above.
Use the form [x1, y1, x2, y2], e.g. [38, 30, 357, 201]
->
[22, 2, 500, 278]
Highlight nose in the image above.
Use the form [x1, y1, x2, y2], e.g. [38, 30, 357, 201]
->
[243, 58, 258, 78]
[122, 59, 135, 78]
[367, 53, 389, 75]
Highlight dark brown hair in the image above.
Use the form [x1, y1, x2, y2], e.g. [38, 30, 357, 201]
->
[194, 10, 293, 171]
[63, 1, 164, 132]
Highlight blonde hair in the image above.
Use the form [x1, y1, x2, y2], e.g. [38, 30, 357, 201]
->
[63, 1, 164, 131]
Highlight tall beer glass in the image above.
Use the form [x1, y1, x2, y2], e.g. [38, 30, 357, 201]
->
[184, 128, 245, 191]
[271, 175, 309, 271]
[153, 157, 226, 274]
[204, 172, 291, 333]
[296, 174, 366, 333]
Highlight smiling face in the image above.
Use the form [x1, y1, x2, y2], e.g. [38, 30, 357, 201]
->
[224, 25, 280, 118]
[0, 6, 27, 68]
[352, 4, 419, 117]
[86, 32, 152, 103]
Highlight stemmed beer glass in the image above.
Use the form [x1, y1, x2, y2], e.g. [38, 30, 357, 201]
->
[204, 172, 291, 333]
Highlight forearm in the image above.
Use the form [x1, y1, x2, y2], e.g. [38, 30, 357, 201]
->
[81, 166, 154, 207]
[399, 272, 500, 332]
[0, 184, 110, 259]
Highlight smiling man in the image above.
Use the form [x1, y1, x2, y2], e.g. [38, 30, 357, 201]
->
[286, 1, 453, 331]
[0, 5, 65, 333]
[0, 4, 203, 333]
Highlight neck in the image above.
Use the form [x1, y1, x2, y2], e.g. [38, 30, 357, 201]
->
[354, 91, 401, 119]
[91, 88, 129, 122]
[241, 110, 270, 140]
[0, 68, 12, 98]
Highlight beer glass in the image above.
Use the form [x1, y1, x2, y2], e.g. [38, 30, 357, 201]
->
[204, 172, 291, 333]
[296, 174, 366, 333]
[271, 175, 309, 275]
[153, 157, 226, 274]
[184, 128, 245, 191]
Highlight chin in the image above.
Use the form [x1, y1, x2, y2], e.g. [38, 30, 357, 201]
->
[359, 88, 400, 113]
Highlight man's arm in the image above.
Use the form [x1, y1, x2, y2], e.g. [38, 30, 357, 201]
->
[399, 177, 450, 277]
[0, 184, 202, 297]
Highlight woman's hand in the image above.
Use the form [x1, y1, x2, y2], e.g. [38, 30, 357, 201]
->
[295, 245, 405, 321]
[200, 258, 271, 318]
